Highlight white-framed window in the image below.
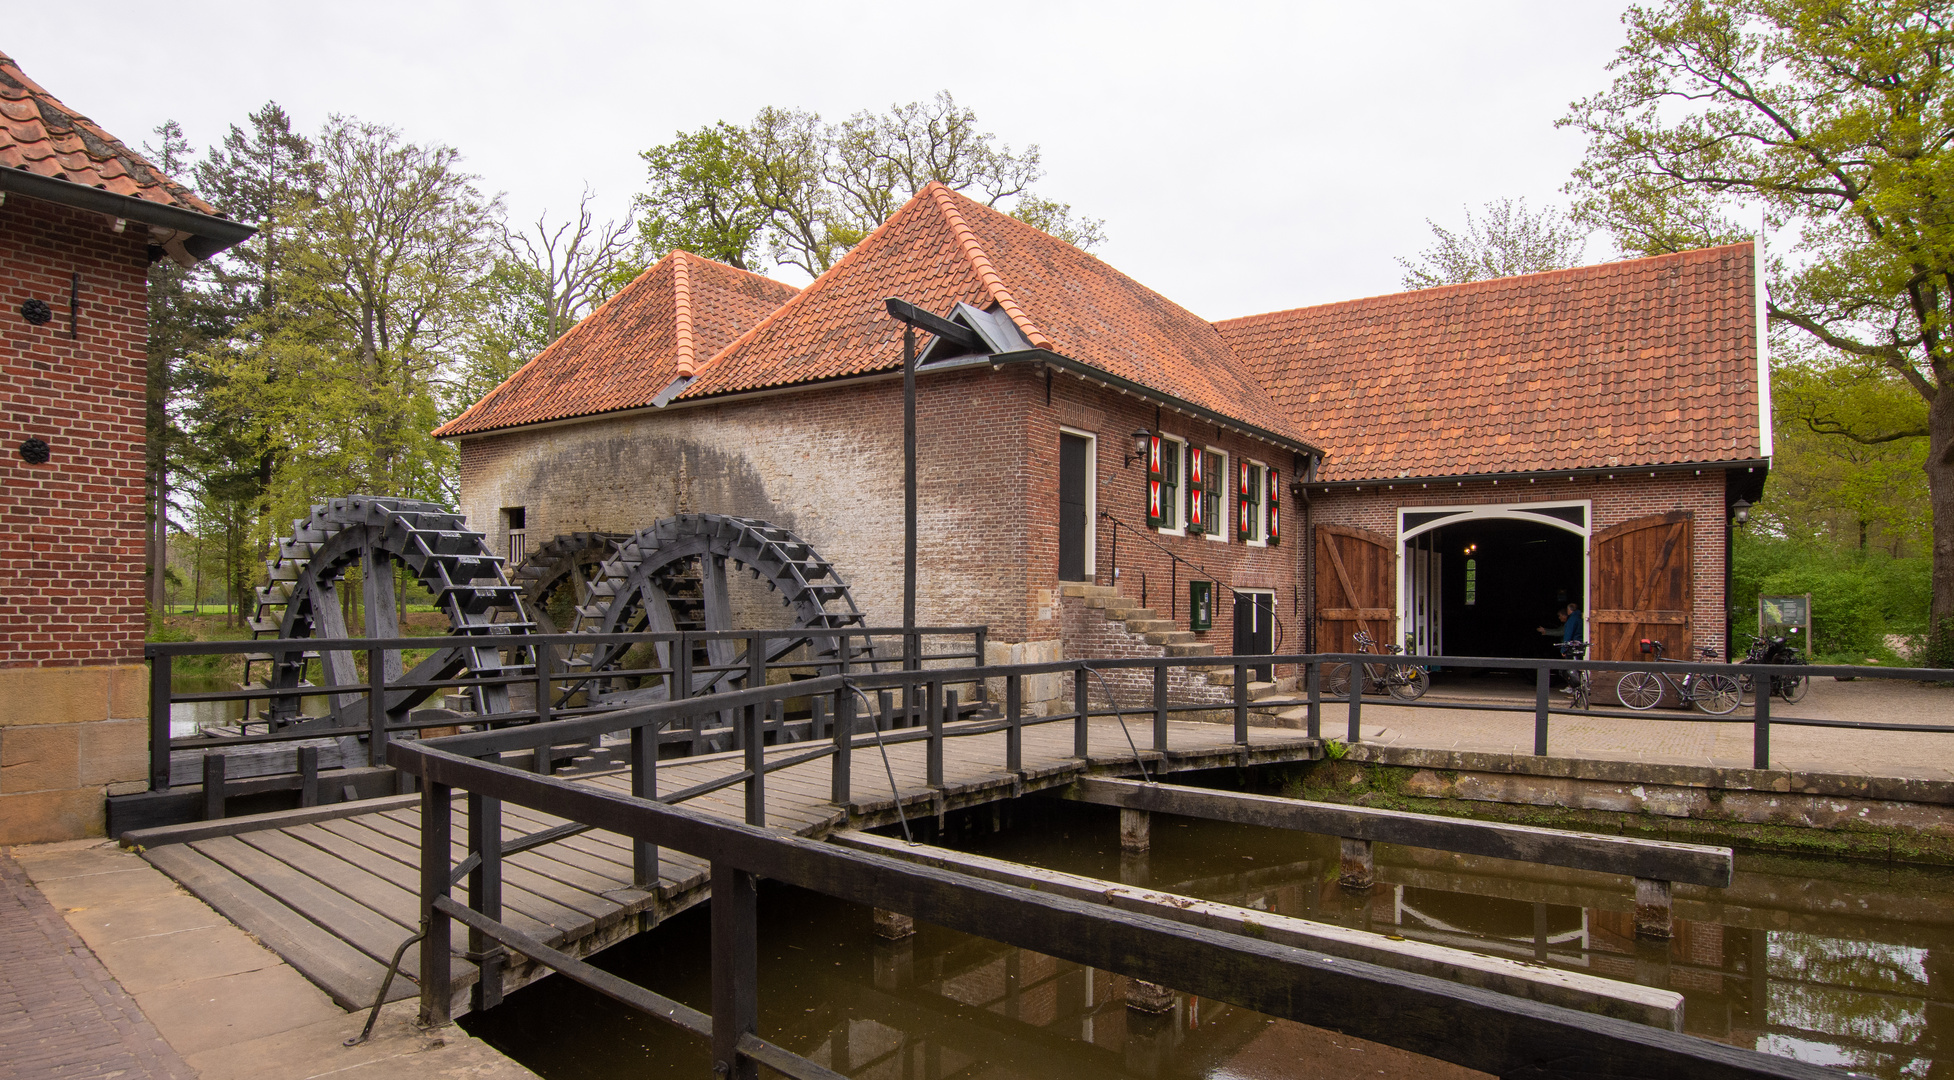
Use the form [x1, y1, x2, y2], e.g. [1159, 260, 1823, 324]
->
[1238, 459, 1269, 546]
[1197, 446, 1228, 542]
[1155, 434, 1188, 535]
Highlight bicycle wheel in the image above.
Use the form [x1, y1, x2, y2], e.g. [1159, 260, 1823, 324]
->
[1386, 664, 1430, 700]
[1324, 662, 1352, 698]
[1571, 672, 1592, 711]
[1693, 674, 1743, 715]
[1617, 671, 1663, 710]
[1777, 674, 1810, 704]
[1735, 671, 1757, 705]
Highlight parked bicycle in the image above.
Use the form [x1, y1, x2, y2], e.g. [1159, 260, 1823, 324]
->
[1615, 639, 1742, 714]
[1558, 639, 1592, 711]
[1738, 630, 1810, 704]
[1325, 629, 1430, 701]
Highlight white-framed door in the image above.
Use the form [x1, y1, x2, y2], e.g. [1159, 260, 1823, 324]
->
[1396, 500, 1592, 655]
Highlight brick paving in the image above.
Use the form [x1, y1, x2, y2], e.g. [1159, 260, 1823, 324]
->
[0, 852, 192, 1080]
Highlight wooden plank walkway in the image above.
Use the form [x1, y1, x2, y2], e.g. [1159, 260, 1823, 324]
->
[139, 717, 1321, 1013]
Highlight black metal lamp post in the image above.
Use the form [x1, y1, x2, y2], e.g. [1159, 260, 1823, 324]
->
[882, 299, 983, 672]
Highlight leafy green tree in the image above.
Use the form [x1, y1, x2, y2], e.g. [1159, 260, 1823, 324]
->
[636, 123, 770, 269]
[1561, 0, 1954, 639]
[1397, 198, 1588, 289]
[636, 92, 1104, 277]
[142, 120, 226, 609]
[1768, 348, 1931, 554]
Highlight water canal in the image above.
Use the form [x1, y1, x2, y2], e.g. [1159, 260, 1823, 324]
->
[461, 794, 1954, 1078]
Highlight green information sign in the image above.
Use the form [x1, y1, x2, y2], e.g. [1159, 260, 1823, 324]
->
[1759, 594, 1812, 634]
[1189, 581, 1213, 632]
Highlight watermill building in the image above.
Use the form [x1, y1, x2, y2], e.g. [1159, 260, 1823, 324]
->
[440, 184, 1769, 694]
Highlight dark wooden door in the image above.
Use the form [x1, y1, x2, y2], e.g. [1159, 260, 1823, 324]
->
[1233, 591, 1274, 680]
[1592, 511, 1693, 662]
[1059, 434, 1089, 582]
[1316, 524, 1395, 653]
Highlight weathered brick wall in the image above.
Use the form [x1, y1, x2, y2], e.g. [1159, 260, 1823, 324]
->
[1306, 470, 1734, 654]
[0, 195, 154, 841]
[458, 365, 1035, 642]
[455, 363, 1307, 664]
[1057, 595, 1233, 710]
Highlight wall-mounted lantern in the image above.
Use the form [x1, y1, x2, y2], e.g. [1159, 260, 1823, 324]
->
[1127, 428, 1151, 467]
[1731, 498, 1751, 527]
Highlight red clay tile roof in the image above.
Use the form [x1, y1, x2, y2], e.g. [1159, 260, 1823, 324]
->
[1214, 244, 1765, 482]
[433, 251, 799, 438]
[0, 49, 217, 215]
[676, 183, 1313, 448]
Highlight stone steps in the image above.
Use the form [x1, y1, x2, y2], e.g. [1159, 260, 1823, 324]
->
[1066, 582, 1216, 659]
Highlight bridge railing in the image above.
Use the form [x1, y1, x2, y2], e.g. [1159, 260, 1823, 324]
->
[387, 681, 1838, 1079]
[139, 632, 1950, 829]
[137, 625, 987, 818]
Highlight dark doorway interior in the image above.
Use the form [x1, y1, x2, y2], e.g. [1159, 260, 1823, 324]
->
[1427, 518, 1582, 663]
[1058, 434, 1089, 581]
[1233, 591, 1274, 681]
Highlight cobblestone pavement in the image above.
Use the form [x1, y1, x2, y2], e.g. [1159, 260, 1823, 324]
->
[0, 851, 193, 1080]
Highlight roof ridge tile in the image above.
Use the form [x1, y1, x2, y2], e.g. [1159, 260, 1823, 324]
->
[925, 182, 1052, 349]
[671, 251, 696, 377]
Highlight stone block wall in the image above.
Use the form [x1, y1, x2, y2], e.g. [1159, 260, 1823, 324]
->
[0, 195, 154, 841]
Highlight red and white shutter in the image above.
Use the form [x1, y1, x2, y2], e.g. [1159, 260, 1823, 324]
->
[1145, 436, 1165, 527]
[1187, 449, 1205, 534]
[1267, 470, 1280, 545]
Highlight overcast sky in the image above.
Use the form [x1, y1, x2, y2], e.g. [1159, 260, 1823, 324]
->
[16, 1, 1634, 320]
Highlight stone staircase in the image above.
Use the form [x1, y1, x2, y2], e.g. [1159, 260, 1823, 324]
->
[1057, 582, 1302, 724]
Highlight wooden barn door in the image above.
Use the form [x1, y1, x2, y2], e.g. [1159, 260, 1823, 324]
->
[1316, 524, 1396, 653]
[1591, 511, 1694, 662]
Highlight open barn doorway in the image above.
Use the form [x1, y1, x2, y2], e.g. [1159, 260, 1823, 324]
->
[1400, 503, 1588, 692]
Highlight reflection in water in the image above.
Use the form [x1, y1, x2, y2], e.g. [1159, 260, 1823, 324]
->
[465, 878, 1486, 1079]
[168, 676, 330, 739]
[464, 798, 1954, 1079]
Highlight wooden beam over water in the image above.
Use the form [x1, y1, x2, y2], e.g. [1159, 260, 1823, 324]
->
[1064, 777, 1734, 888]
[832, 830, 1685, 1029]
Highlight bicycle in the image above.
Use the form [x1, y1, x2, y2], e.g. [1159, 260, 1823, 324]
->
[1325, 629, 1430, 701]
[1558, 639, 1592, 711]
[1615, 639, 1743, 714]
[1738, 631, 1810, 704]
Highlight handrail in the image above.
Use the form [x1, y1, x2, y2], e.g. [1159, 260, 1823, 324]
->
[1098, 508, 1287, 651]
[386, 724, 1838, 1079]
[147, 623, 1954, 832]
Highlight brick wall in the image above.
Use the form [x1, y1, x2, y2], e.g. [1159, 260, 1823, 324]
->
[1037, 368, 1304, 657]
[455, 362, 1307, 664]
[0, 195, 155, 842]
[1305, 470, 1735, 654]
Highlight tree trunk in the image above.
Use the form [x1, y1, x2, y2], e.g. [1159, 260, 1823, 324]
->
[1929, 388, 1954, 643]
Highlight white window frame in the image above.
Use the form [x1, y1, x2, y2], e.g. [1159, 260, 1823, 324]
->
[1201, 445, 1229, 543]
[1060, 426, 1098, 578]
[1242, 458, 1270, 547]
[1156, 433, 1188, 536]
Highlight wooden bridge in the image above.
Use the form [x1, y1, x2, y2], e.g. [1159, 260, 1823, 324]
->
[122, 646, 1837, 1079]
[130, 712, 1317, 1014]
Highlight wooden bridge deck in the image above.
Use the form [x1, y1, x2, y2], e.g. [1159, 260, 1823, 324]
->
[137, 717, 1321, 1013]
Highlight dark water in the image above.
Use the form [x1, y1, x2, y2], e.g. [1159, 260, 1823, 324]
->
[169, 676, 331, 738]
[464, 799, 1954, 1079]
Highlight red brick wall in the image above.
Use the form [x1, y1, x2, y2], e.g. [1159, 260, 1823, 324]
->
[454, 363, 1307, 656]
[0, 196, 151, 667]
[1033, 368, 1303, 655]
[1306, 470, 1733, 653]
